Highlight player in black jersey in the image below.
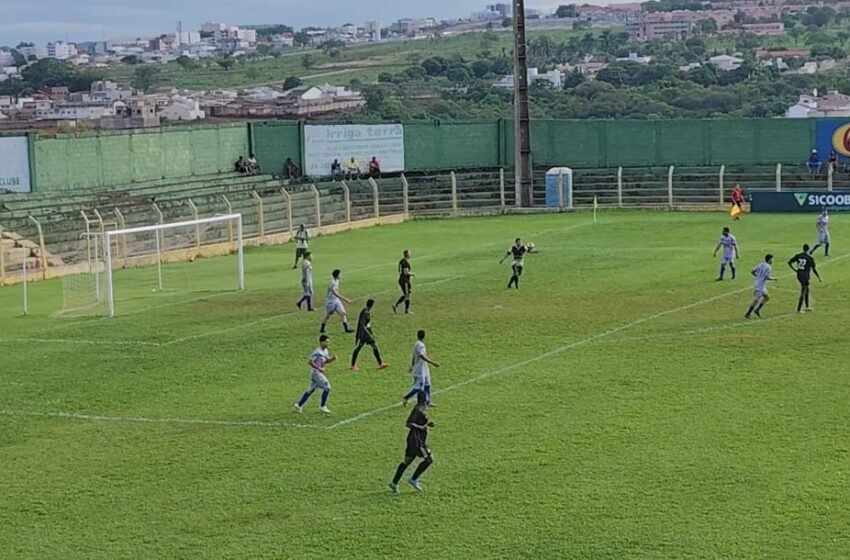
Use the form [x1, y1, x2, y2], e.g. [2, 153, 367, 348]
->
[388, 390, 434, 493]
[392, 250, 415, 315]
[788, 244, 822, 313]
[500, 238, 534, 289]
[350, 299, 390, 371]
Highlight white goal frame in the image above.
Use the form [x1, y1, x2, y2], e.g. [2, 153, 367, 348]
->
[104, 213, 245, 317]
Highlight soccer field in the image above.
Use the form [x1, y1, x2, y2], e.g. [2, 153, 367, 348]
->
[2, 211, 850, 559]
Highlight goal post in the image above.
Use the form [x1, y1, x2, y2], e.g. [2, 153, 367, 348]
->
[104, 213, 245, 317]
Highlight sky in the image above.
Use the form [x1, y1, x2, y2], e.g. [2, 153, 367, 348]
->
[0, 0, 567, 46]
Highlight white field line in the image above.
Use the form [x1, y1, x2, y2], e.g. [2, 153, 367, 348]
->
[327, 253, 850, 430]
[0, 409, 320, 430]
[0, 337, 159, 347]
[597, 312, 798, 345]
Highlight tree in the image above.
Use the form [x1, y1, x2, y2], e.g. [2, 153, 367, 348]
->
[256, 44, 274, 57]
[21, 59, 76, 88]
[555, 4, 577, 18]
[472, 59, 493, 79]
[301, 54, 315, 70]
[121, 55, 141, 65]
[502, 17, 512, 28]
[283, 76, 303, 89]
[176, 55, 196, 70]
[446, 63, 473, 84]
[421, 57, 448, 76]
[216, 55, 235, 71]
[563, 70, 585, 88]
[377, 72, 394, 83]
[10, 49, 26, 67]
[363, 86, 385, 111]
[132, 66, 161, 92]
[698, 18, 718, 35]
[245, 67, 260, 80]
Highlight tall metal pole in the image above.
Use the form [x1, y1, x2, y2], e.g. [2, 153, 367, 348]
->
[513, 0, 533, 207]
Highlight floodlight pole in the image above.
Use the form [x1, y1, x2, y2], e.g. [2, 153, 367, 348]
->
[513, 0, 533, 207]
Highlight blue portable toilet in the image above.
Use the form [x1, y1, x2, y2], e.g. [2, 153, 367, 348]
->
[545, 167, 573, 208]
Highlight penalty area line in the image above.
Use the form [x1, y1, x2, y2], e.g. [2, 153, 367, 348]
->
[0, 409, 321, 430]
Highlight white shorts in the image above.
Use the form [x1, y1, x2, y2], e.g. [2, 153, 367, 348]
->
[721, 255, 735, 265]
[325, 300, 346, 316]
[411, 373, 431, 389]
[818, 232, 830, 244]
[310, 371, 330, 392]
[302, 282, 313, 296]
[754, 288, 768, 300]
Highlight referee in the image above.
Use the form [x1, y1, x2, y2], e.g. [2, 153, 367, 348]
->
[389, 390, 434, 493]
[392, 250, 415, 315]
[350, 299, 389, 371]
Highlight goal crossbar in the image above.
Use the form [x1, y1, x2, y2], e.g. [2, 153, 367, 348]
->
[103, 213, 245, 317]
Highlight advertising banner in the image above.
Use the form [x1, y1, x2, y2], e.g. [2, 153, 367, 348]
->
[0, 136, 32, 193]
[751, 191, 850, 212]
[304, 124, 404, 177]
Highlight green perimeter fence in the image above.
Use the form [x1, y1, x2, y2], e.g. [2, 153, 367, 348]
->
[18, 118, 822, 193]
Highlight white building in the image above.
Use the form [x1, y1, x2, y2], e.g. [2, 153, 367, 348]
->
[90, 80, 134, 103]
[160, 96, 205, 121]
[340, 23, 357, 36]
[201, 22, 227, 33]
[35, 102, 114, 121]
[215, 27, 257, 46]
[494, 68, 563, 89]
[708, 55, 744, 71]
[175, 32, 202, 45]
[0, 51, 13, 66]
[786, 90, 850, 118]
[19, 45, 47, 60]
[365, 20, 382, 39]
[47, 41, 75, 60]
[616, 53, 653, 65]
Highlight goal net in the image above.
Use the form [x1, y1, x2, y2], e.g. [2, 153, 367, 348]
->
[88, 214, 245, 317]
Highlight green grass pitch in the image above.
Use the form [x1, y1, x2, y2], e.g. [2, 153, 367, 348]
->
[2, 211, 849, 559]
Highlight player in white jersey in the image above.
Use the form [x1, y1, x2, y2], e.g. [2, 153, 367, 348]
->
[296, 251, 314, 311]
[292, 224, 309, 268]
[810, 210, 830, 257]
[745, 254, 776, 319]
[320, 269, 354, 334]
[713, 227, 739, 281]
[402, 330, 441, 407]
[293, 335, 337, 414]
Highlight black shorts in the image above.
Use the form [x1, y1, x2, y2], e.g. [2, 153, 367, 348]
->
[512, 264, 524, 276]
[797, 275, 810, 287]
[295, 247, 308, 259]
[399, 279, 411, 296]
[406, 438, 431, 460]
[356, 333, 376, 346]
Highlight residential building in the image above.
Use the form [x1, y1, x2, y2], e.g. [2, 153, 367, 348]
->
[175, 31, 202, 45]
[90, 81, 134, 103]
[0, 96, 13, 111]
[19, 45, 47, 60]
[35, 101, 114, 121]
[486, 3, 512, 17]
[365, 20, 383, 40]
[340, 23, 357, 36]
[627, 16, 695, 41]
[495, 67, 563, 89]
[0, 51, 13, 66]
[39, 87, 69, 101]
[160, 96, 205, 121]
[708, 54, 744, 71]
[616, 53, 652, 65]
[201, 22, 227, 33]
[787, 91, 850, 118]
[47, 41, 75, 60]
[99, 99, 160, 129]
[280, 84, 366, 117]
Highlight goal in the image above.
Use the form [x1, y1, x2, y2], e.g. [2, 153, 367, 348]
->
[100, 214, 245, 317]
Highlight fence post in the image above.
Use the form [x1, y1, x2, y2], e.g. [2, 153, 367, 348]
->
[0, 225, 5, 286]
[775, 163, 782, 192]
[667, 165, 675, 209]
[187, 199, 200, 251]
[152, 202, 164, 262]
[340, 181, 352, 223]
[617, 167, 623, 208]
[251, 191, 265, 241]
[27, 215, 47, 279]
[499, 168, 506, 209]
[310, 184, 322, 228]
[719, 165, 726, 206]
[221, 195, 234, 249]
[828, 164, 834, 192]
[368, 178, 380, 219]
[401, 174, 410, 217]
[450, 171, 458, 216]
[80, 210, 93, 266]
[557, 172, 564, 209]
[113, 207, 127, 263]
[280, 188, 293, 235]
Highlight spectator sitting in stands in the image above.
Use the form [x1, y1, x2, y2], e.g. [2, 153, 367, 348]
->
[331, 159, 343, 180]
[247, 154, 261, 176]
[346, 157, 361, 179]
[368, 156, 381, 179]
[828, 150, 838, 174]
[806, 149, 822, 175]
[283, 157, 300, 180]
[235, 156, 248, 174]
